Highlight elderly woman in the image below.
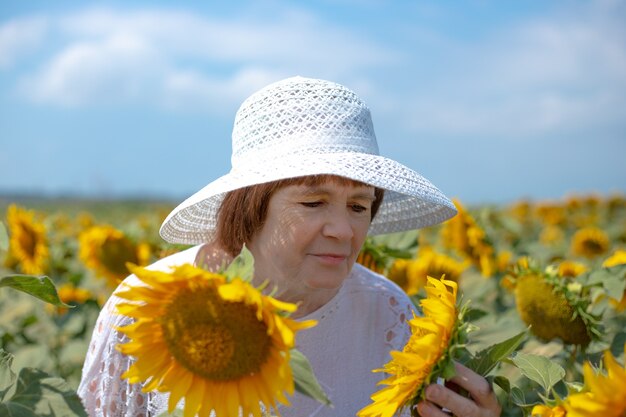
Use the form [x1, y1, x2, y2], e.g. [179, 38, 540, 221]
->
[78, 77, 501, 417]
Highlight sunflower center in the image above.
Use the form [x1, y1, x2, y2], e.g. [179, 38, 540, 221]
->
[582, 239, 604, 255]
[161, 286, 271, 380]
[100, 237, 138, 275]
[20, 224, 38, 257]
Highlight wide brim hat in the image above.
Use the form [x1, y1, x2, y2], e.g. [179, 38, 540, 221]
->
[160, 76, 457, 245]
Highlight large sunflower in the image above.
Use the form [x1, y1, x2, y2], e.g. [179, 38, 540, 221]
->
[564, 345, 626, 417]
[358, 277, 459, 417]
[79, 225, 150, 287]
[116, 263, 315, 417]
[515, 272, 591, 346]
[5, 204, 49, 275]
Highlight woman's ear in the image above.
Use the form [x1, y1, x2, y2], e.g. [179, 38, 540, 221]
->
[194, 241, 234, 272]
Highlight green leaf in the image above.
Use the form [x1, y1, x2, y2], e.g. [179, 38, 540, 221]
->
[0, 350, 16, 401]
[466, 329, 528, 376]
[464, 307, 489, 323]
[610, 332, 626, 358]
[290, 349, 331, 407]
[0, 222, 8, 252]
[371, 230, 418, 251]
[602, 265, 626, 301]
[490, 376, 511, 394]
[0, 275, 70, 307]
[0, 366, 87, 416]
[510, 386, 526, 407]
[222, 245, 255, 282]
[510, 352, 565, 393]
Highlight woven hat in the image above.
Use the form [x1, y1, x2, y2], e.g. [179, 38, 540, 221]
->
[160, 76, 457, 244]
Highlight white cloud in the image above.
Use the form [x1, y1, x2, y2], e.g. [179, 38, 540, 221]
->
[0, 16, 48, 68]
[9, 1, 626, 141]
[394, 1, 626, 139]
[16, 6, 399, 109]
[161, 67, 287, 113]
[20, 33, 163, 106]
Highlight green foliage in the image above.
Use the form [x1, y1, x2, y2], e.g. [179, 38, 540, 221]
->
[0, 222, 8, 252]
[1, 195, 625, 415]
[466, 329, 529, 376]
[0, 275, 70, 307]
[222, 245, 255, 283]
[510, 352, 565, 393]
[290, 349, 332, 407]
[0, 349, 87, 416]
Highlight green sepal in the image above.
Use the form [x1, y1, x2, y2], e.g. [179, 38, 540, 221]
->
[222, 245, 255, 283]
[290, 349, 332, 406]
[441, 358, 457, 380]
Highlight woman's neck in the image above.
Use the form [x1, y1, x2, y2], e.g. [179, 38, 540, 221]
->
[268, 285, 340, 319]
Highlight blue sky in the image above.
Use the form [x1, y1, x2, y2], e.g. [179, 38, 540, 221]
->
[1, 0, 625, 204]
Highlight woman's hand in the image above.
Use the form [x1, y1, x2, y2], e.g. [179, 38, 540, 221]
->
[416, 362, 501, 417]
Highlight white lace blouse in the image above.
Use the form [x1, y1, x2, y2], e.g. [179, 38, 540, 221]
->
[78, 245, 415, 417]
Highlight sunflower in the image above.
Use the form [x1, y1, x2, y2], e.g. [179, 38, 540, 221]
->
[58, 283, 92, 305]
[440, 199, 497, 277]
[531, 404, 567, 417]
[571, 227, 610, 258]
[540, 225, 565, 246]
[356, 248, 386, 275]
[116, 263, 315, 417]
[557, 260, 588, 278]
[52, 283, 93, 315]
[535, 204, 566, 226]
[358, 277, 460, 417]
[79, 225, 150, 287]
[564, 345, 626, 417]
[602, 249, 626, 268]
[386, 259, 411, 293]
[402, 248, 468, 294]
[508, 200, 532, 225]
[5, 204, 49, 275]
[515, 272, 591, 346]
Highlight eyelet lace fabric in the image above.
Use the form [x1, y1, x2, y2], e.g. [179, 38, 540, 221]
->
[78, 247, 416, 417]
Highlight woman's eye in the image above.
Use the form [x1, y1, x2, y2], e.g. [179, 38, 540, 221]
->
[351, 204, 367, 213]
[301, 201, 323, 208]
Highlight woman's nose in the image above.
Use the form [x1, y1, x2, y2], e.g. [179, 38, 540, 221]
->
[322, 209, 354, 240]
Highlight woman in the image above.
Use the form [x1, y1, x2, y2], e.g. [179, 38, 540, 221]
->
[78, 76, 501, 417]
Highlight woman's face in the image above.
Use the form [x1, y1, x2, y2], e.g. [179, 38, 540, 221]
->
[247, 180, 375, 299]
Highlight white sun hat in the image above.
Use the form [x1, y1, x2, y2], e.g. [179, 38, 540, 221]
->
[160, 76, 457, 244]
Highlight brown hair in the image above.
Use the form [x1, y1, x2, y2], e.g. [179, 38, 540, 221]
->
[216, 175, 385, 256]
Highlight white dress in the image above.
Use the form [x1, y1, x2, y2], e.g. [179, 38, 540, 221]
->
[78, 245, 415, 417]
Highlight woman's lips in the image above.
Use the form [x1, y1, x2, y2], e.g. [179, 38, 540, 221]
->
[312, 253, 348, 265]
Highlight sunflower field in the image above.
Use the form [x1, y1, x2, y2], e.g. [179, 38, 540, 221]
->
[1, 193, 625, 417]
